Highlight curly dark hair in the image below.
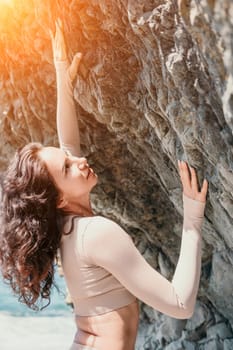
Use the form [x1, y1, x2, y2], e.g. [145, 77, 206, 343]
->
[0, 142, 64, 311]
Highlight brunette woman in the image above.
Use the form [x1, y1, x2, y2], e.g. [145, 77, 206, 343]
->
[0, 20, 208, 350]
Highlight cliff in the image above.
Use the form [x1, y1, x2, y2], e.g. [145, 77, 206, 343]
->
[0, 0, 233, 349]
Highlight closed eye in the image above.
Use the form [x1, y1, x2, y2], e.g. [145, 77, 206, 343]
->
[64, 160, 70, 173]
[62, 151, 71, 175]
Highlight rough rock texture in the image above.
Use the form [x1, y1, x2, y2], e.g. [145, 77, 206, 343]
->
[0, 0, 233, 349]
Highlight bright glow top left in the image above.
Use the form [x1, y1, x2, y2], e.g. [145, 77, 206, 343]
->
[0, 0, 14, 5]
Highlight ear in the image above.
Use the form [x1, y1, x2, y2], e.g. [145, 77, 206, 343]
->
[57, 195, 68, 209]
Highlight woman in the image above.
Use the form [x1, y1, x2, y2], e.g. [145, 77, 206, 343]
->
[0, 20, 208, 350]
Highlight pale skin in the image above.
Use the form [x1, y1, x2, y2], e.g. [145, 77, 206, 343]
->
[43, 20, 208, 350]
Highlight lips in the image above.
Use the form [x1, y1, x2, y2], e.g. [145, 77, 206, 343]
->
[86, 167, 93, 179]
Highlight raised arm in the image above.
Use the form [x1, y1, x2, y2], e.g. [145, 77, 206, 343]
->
[82, 162, 208, 319]
[50, 19, 82, 156]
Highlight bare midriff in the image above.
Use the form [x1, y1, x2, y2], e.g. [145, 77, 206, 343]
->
[73, 300, 139, 350]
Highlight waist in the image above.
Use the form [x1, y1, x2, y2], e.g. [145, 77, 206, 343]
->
[73, 287, 136, 317]
[74, 300, 139, 350]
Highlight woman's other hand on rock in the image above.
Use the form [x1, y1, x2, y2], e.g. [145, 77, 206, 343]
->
[178, 160, 208, 203]
[50, 19, 82, 82]
[68, 52, 82, 82]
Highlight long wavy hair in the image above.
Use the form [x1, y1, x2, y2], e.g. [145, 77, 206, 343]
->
[0, 142, 65, 311]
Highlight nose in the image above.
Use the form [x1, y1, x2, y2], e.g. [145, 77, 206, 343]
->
[75, 157, 89, 170]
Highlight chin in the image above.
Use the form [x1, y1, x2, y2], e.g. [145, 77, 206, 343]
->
[89, 172, 98, 188]
[92, 174, 98, 187]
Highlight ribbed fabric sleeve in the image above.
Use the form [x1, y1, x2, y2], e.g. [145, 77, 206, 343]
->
[55, 60, 80, 156]
[83, 195, 206, 319]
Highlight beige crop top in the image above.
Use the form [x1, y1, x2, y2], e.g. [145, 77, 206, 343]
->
[55, 60, 206, 318]
[60, 197, 205, 318]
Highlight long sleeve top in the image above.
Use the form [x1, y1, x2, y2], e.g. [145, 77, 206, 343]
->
[55, 60, 81, 156]
[55, 60, 206, 319]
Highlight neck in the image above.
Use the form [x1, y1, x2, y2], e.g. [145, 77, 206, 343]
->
[63, 194, 94, 217]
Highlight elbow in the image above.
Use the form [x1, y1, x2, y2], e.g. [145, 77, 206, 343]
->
[164, 303, 195, 319]
[175, 297, 195, 319]
[177, 304, 195, 319]
[186, 307, 195, 319]
[179, 308, 194, 319]
[174, 290, 197, 319]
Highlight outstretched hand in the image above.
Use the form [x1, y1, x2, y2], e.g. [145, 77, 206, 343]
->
[50, 19, 82, 82]
[178, 160, 208, 203]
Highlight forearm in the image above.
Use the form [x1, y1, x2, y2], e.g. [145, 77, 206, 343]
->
[55, 60, 80, 156]
[83, 215, 205, 319]
[171, 195, 205, 316]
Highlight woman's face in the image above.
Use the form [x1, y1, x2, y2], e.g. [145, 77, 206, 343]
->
[39, 147, 98, 207]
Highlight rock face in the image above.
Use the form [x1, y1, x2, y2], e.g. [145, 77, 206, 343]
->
[0, 0, 233, 349]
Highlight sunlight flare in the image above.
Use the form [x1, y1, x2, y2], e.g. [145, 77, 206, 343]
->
[0, 0, 14, 4]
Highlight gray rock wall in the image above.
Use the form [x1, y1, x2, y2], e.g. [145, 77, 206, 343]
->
[0, 0, 232, 349]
